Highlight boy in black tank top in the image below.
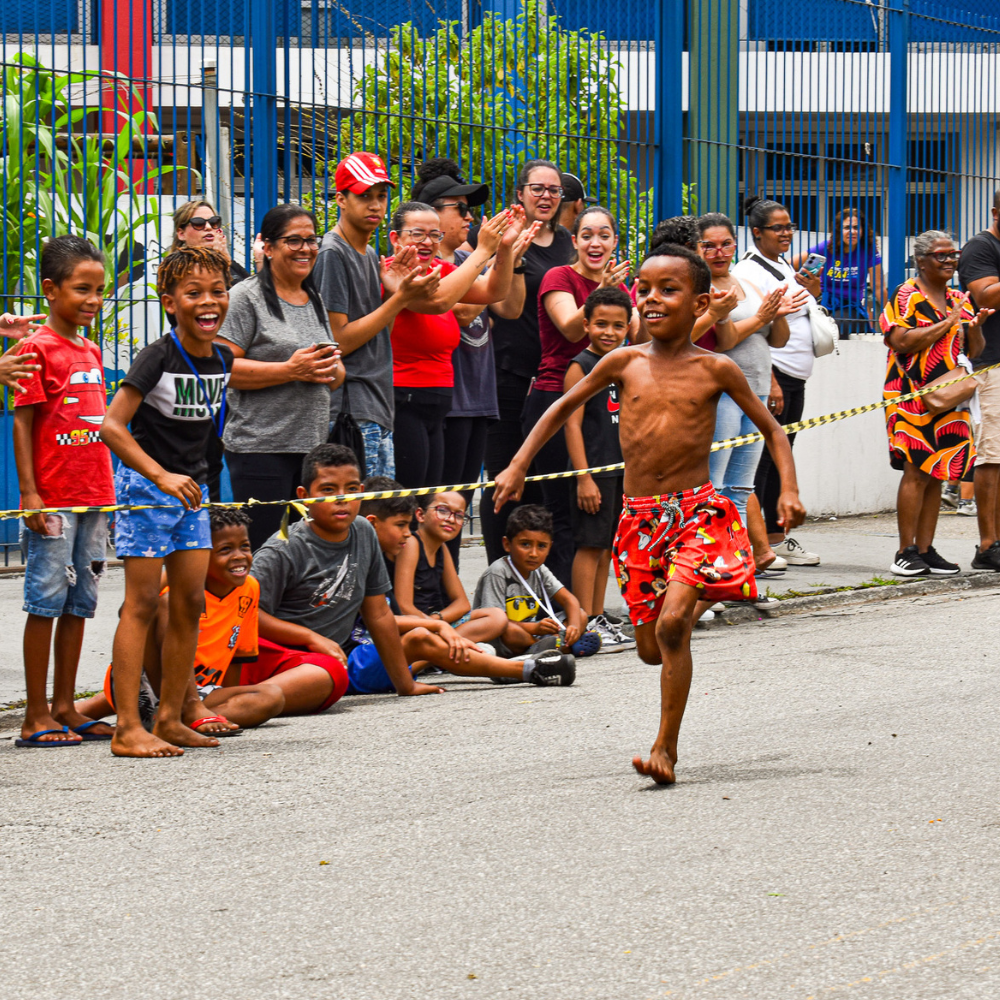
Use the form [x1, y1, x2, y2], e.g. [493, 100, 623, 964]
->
[564, 288, 636, 653]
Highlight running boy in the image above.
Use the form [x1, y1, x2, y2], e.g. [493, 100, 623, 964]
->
[12, 235, 115, 747]
[564, 286, 635, 653]
[494, 244, 805, 784]
[352, 479, 575, 691]
[473, 505, 595, 659]
[392, 492, 508, 647]
[102, 245, 234, 757]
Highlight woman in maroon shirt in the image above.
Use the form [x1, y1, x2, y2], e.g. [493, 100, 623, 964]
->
[523, 206, 639, 582]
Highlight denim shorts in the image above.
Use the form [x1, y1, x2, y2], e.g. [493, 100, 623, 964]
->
[21, 510, 108, 618]
[113, 466, 211, 558]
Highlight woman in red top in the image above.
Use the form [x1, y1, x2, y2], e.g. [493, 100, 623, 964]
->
[523, 206, 639, 581]
[388, 201, 518, 488]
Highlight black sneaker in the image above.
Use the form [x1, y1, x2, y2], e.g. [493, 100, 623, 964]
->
[890, 546, 930, 577]
[527, 651, 576, 687]
[919, 546, 960, 576]
[971, 540, 1000, 571]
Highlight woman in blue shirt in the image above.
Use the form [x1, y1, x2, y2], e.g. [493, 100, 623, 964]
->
[794, 207, 887, 338]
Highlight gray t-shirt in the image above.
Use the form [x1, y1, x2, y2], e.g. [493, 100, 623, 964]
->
[312, 231, 393, 430]
[473, 556, 563, 622]
[722, 279, 772, 397]
[252, 517, 390, 648]
[219, 275, 336, 454]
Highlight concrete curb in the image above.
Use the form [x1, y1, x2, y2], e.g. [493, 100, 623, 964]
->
[704, 571, 1000, 628]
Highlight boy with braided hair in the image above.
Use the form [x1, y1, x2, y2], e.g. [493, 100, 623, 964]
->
[101, 245, 235, 756]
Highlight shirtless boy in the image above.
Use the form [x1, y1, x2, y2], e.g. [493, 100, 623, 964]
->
[494, 243, 805, 784]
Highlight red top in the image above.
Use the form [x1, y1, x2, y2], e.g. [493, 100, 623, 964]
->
[13, 327, 115, 506]
[537, 266, 629, 391]
[389, 258, 461, 388]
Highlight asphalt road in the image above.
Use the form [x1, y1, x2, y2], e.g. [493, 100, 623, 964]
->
[3, 583, 1000, 999]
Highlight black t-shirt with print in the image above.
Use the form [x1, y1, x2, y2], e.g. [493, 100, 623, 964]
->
[569, 348, 623, 478]
[121, 333, 233, 482]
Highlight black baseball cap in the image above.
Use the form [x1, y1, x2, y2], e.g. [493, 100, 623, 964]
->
[413, 173, 490, 207]
[561, 172, 597, 205]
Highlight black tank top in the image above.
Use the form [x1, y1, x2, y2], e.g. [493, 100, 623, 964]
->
[569, 348, 623, 478]
[412, 534, 446, 615]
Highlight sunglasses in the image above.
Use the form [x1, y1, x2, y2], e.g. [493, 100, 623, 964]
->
[435, 202, 474, 218]
[186, 215, 223, 230]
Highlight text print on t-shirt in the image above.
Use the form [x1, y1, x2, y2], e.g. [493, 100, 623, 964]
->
[144, 369, 227, 421]
[607, 383, 620, 422]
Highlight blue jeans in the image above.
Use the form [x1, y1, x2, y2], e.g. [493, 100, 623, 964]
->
[21, 511, 108, 618]
[358, 420, 395, 478]
[708, 393, 768, 518]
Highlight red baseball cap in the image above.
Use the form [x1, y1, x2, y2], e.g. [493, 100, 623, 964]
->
[335, 152, 395, 194]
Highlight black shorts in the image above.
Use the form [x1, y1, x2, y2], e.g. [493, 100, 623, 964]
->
[570, 475, 624, 549]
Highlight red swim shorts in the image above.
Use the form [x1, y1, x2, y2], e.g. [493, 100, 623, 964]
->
[612, 483, 757, 626]
[240, 638, 349, 712]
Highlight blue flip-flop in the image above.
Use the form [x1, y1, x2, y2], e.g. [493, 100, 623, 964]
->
[72, 719, 114, 741]
[15, 726, 83, 748]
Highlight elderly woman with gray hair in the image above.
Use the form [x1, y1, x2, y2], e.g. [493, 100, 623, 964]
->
[879, 229, 992, 577]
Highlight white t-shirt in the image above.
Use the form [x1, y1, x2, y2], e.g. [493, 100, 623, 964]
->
[731, 252, 815, 381]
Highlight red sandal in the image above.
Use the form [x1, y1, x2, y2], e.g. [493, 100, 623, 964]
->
[189, 715, 242, 736]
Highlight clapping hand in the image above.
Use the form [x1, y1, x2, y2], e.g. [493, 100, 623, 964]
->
[511, 221, 543, 268]
[777, 286, 809, 316]
[708, 285, 738, 321]
[600, 257, 631, 289]
[967, 306, 994, 330]
[0, 342, 40, 391]
[476, 209, 515, 255]
[0, 313, 45, 340]
[380, 245, 418, 294]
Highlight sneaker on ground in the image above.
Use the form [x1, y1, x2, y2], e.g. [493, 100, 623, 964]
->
[753, 595, 780, 609]
[940, 484, 960, 508]
[971, 540, 1000, 571]
[919, 545, 960, 576]
[773, 537, 821, 565]
[710, 602, 726, 613]
[698, 609, 715, 622]
[602, 611, 636, 638]
[527, 650, 576, 686]
[560, 629, 602, 657]
[508, 635, 559, 661]
[588, 614, 636, 653]
[957, 499, 978, 517]
[474, 642, 496, 657]
[890, 545, 930, 577]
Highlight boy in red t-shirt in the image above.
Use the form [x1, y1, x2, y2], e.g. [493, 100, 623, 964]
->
[12, 236, 116, 747]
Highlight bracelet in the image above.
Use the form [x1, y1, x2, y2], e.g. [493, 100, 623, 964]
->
[513, 264, 526, 274]
[431, 611, 443, 620]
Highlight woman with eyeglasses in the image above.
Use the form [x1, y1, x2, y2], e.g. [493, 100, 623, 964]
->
[216, 204, 345, 550]
[880, 230, 990, 577]
[731, 196, 823, 567]
[171, 200, 249, 284]
[386, 199, 519, 490]
[793, 207, 887, 338]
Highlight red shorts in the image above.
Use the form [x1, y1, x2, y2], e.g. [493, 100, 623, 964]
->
[612, 483, 757, 626]
[240, 638, 349, 713]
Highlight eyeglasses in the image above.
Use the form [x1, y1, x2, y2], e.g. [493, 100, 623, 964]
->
[698, 241, 737, 257]
[524, 184, 564, 198]
[428, 505, 470, 523]
[760, 224, 796, 234]
[435, 202, 473, 218]
[275, 235, 320, 250]
[399, 229, 445, 243]
[926, 250, 960, 263]
[186, 215, 223, 230]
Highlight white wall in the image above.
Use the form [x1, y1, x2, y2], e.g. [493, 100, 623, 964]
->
[792, 337, 900, 516]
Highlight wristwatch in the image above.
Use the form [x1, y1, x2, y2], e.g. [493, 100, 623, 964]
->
[513, 263, 526, 274]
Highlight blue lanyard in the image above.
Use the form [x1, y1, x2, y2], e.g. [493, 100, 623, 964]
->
[170, 330, 227, 436]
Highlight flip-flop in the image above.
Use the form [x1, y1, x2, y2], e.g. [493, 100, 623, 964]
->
[188, 715, 242, 737]
[72, 719, 114, 741]
[15, 726, 83, 748]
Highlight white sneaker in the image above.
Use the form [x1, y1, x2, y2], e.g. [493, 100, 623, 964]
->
[957, 499, 978, 517]
[773, 537, 820, 565]
[698, 609, 715, 622]
[474, 642, 496, 657]
[769, 554, 788, 571]
[710, 602, 726, 613]
[588, 614, 636, 653]
[753, 595, 780, 609]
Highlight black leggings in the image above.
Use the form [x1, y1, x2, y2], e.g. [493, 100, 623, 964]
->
[754, 367, 805, 534]
[520, 387, 573, 584]
[442, 415, 491, 569]
[480, 371, 541, 564]
[227, 451, 305, 552]
[392, 388, 453, 489]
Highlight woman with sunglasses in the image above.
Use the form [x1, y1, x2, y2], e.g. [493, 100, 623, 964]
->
[171, 200, 249, 284]
[731, 197, 823, 567]
[880, 230, 990, 577]
[386, 200, 518, 490]
[216, 204, 345, 550]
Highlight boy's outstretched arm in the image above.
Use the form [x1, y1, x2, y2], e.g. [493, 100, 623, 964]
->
[493, 354, 621, 510]
[718, 359, 806, 532]
[361, 595, 445, 696]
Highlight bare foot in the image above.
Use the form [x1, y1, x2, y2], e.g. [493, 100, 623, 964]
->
[52, 708, 114, 738]
[632, 749, 677, 785]
[112, 724, 183, 758]
[754, 549, 777, 572]
[22, 710, 82, 744]
[183, 710, 239, 735]
[154, 719, 220, 749]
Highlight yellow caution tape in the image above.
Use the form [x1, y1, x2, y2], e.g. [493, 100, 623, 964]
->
[3, 361, 995, 519]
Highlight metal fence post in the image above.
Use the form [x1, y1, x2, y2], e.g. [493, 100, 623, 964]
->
[886, 0, 909, 291]
[654, 0, 685, 221]
[250, 0, 279, 230]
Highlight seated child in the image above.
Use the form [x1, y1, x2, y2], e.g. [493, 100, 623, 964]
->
[349, 477, 576, 692]
[392, 491, 507, 649]
[472, 505, 597, 659]
[563, 286, 636, 654]
[250, 444, 446, 701]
